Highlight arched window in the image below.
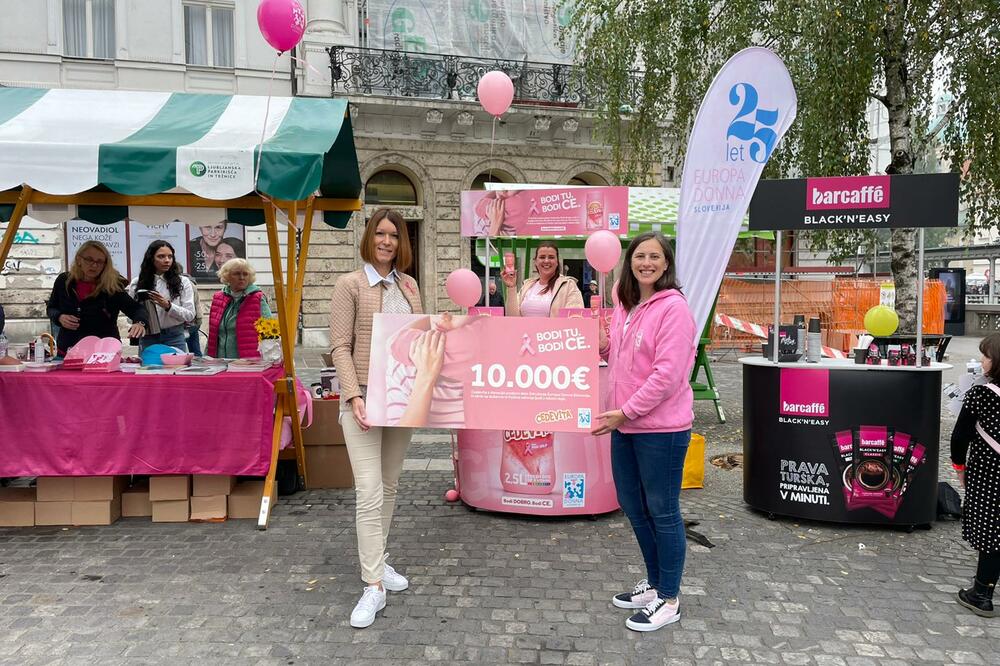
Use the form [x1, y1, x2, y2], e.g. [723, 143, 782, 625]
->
[569, 172, 609, 187]
[365, 170, 418, 206]
[471, 170, 514, 191]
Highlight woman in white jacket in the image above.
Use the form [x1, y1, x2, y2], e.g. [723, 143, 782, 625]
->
[127, 240, 195, 352]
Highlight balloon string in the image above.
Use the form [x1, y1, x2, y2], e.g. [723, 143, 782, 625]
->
[484, 115, 498, 300]
[253, 52, 295, 229]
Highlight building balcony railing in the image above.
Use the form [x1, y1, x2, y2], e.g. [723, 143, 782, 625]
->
[327, 45, 636, 110]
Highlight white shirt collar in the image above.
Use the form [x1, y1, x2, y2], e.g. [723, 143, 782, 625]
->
[364, 263, 399, 287]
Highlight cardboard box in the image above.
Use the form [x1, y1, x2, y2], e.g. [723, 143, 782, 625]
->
[305, 445, 354, 489]
[74, 476, 126, 501]
[36, 477, 74, 502]
[151, 499, 189, 523]
[190, 495, 227, 521]
[72, 498, 121, 526]
[122, 486, 152, 518]
[35, 501, 73, 526]
[0, 487, 36, 527]
[149, 476, 191, 501]
[192, 475, 236, 497]
[228, 480, 275, 520]
[302, 399, 346, 446]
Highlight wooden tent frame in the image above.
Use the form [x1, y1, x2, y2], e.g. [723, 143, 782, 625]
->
[0, 185, 361, 528]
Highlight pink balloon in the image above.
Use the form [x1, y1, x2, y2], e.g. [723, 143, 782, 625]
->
[446, 269, 482, 309]
[444, 489, 460, 502]
[585, 230, 622, 273]
[257, 0, 306, 53]
[477, 71, 514, 117]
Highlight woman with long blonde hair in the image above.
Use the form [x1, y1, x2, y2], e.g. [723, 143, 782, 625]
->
[46, 240, 147, 355]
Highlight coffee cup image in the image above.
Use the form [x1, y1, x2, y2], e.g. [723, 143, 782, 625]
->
[857, 460, 889, 491]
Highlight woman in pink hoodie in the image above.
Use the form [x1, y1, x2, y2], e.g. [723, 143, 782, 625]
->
[592, 231, 697, 632]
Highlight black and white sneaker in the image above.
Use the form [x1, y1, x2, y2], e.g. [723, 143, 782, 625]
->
[625, 596, 680, 632]
[612, 579, 658, 609]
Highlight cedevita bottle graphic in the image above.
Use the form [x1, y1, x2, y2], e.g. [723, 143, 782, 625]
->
[585, 190, 604, 230]
[500, 430, 556, 494]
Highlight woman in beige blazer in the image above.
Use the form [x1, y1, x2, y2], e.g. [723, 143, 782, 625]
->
[501, 241, 584, 317]
[329, 208, 433, 629]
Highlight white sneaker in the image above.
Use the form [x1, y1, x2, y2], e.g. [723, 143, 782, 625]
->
[612, 579, 658, 609]
[350, 585, 386, 628]
[625, 596, 680, 632]
[382, 556, 409, 592]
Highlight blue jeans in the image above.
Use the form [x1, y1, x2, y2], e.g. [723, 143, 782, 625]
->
[138, 325, 188, 352]
[611, 429, 691, 599]
[186, 324, 203, 356]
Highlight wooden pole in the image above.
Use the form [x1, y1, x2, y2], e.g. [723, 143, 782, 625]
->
[0, 186, 34, 267]
[291, 197, 315, 326]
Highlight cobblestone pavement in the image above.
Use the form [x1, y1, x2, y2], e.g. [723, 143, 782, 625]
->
[1, 347, 998, 665]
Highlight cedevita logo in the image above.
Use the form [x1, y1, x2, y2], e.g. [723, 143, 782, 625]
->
[189, 161, 207, 177]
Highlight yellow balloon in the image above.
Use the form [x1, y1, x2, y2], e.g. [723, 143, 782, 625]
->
[864, 305, 899, 337]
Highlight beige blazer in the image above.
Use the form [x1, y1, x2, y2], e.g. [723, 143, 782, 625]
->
[329, 269, 423, 403]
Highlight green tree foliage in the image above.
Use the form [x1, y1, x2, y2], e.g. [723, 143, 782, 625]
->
[568, 0, 1000, 330]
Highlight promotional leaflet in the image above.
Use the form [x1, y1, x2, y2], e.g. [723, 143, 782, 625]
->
[460, 186, 629, 237]
[366, 313, 600, 432]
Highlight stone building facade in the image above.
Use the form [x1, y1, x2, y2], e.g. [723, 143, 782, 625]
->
[0, 1, 657, 346]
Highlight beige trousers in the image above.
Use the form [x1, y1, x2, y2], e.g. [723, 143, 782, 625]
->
[342, 412, 412, 584]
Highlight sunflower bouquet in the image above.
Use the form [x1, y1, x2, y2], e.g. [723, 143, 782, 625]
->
[254, 317, 281, 342]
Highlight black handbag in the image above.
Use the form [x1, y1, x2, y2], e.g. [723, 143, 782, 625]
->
[937, 481, 963, 520]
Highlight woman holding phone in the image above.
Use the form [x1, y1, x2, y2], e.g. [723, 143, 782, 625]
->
[127, 241, 196, 352]
[501, 241, 582, 317]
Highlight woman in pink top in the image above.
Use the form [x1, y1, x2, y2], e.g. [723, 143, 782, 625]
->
[500, 241, 583, 317]
[592, 231, 697, 633]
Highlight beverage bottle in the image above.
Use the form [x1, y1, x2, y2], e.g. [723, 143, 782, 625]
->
[500, 430, 556, 494]
[503, 252, 515, 278]
[586, 190, 604, 230]
[0, 333, 7, 358]
[33, 335, 45, 363]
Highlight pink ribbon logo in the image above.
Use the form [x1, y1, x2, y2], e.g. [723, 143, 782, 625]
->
[520, 333, 536, 356]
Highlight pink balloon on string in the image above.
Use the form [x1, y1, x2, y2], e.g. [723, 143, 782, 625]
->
[446, 269, 482, 309]
[477, 71, 515, 117]
[257, 0, 307, 52]
[585, 230, 622, 273]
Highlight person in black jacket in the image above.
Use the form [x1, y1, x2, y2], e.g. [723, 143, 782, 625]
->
[47, 240, 147, 355]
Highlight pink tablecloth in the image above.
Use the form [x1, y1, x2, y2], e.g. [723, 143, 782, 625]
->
[0, 369, 280, 476]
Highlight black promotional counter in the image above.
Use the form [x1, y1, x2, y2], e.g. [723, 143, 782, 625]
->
[741, 357, 948, 527]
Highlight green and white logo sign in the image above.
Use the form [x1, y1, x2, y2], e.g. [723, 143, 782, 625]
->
[189, 161, 207, 177]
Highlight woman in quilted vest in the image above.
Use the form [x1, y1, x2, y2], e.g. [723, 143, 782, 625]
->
[329, 208, 425, 629]
[206, 258, 272, 359]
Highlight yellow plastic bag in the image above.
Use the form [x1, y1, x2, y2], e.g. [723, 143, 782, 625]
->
[682, 433, 705, 489]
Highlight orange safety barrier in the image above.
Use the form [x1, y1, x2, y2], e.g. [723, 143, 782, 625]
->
[713, 277, 945, 353]
[831, 278, 944, 336]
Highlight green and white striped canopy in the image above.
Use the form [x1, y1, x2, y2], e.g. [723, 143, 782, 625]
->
[0, 87, 361, 204]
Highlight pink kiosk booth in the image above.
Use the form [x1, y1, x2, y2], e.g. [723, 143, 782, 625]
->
[450, 183, 645, 517]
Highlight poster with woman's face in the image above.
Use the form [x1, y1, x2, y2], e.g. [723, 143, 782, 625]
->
[187, 221, 246, 281]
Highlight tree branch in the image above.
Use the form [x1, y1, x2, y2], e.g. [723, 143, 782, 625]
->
[870, 91, 889, 107]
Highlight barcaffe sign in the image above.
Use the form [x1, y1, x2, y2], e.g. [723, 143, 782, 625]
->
[748, 173, 958, 230]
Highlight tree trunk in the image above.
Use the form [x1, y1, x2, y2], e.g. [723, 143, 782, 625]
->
[883, 2, 918, 334]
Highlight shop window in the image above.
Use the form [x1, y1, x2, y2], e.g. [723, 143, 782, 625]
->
[364, 170, 418, 206]
[471, 171, 514, 191]
[63, 0, 115, 59]
[569, 172, 609, 187]
[184, 2, 235, 68]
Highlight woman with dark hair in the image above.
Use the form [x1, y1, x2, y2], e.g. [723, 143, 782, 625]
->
[950, 332, 1000, 617]
[127, 240, 195, 352]
[501, 241, 583, 317]
[329, 207, 424, 628]
[592, 231, 697, 632]
[47, 240, 147, 356]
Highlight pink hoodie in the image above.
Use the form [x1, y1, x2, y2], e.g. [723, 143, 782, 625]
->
[600, 289, 697, 433]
